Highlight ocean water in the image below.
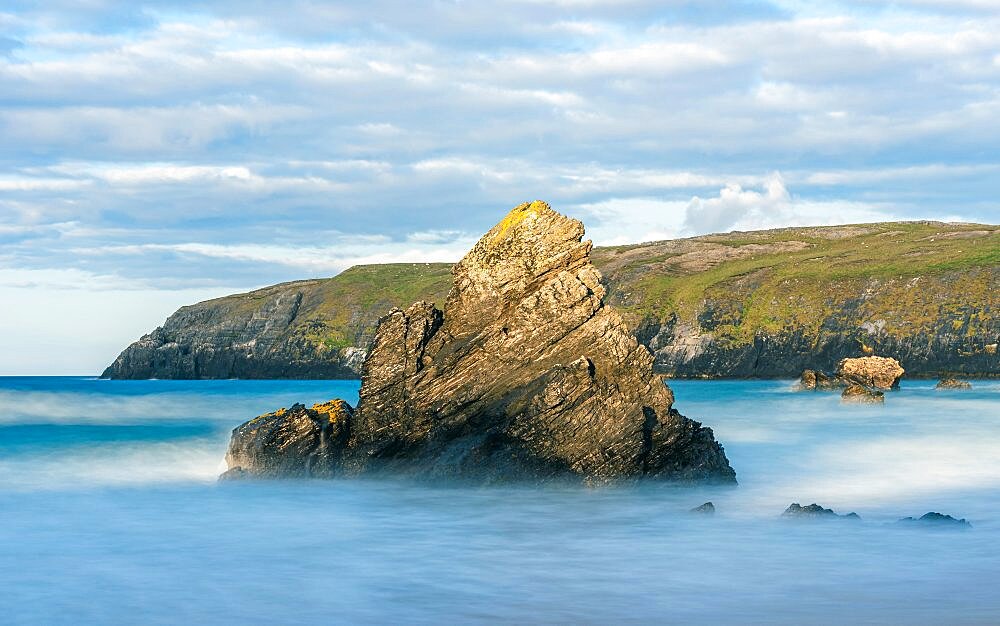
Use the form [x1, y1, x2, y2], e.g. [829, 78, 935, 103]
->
[1, 377, 999, 625]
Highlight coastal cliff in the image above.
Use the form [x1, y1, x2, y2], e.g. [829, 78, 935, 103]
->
[223, 201, 735, 482]
[105, 221, 1000, 379]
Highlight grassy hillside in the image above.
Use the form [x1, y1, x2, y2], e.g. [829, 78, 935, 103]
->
[594, 222, 1000, 349]
[105, 221, 1000, 379]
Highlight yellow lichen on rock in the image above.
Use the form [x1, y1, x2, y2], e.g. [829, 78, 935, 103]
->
[490, 200, 549, 244]
[311, 399, 352, 423]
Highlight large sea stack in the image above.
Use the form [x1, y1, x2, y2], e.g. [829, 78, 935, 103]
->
[224, 201, 736, 483]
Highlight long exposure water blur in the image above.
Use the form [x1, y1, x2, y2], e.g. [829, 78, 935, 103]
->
[1, 377, 998, 624]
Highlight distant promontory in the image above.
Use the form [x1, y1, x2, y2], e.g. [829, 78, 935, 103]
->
[103, 221, 1000, 380]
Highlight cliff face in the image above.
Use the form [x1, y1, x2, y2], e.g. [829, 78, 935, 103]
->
[102, 265, 452, 379]
[105, 221, 1000, 379]
[224, 201, 735, 483]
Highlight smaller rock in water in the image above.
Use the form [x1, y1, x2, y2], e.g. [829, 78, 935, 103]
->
[799, 370, 817, 390]
[218, 467, 250, 481]
[225, 400, 354, 478]
[936, 378, 972, 390]
[841, 384, 885, 404]
[898, 512, 972, 529]
[837, 356, 904, 390]
[782, 503, 861, 520]
[690, 502, 715, 515]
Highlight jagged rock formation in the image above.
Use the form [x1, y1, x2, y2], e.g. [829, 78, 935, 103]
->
[837, 356, 904, 390]
[105, 222, 1000, 380]
[936, 378, 972, 389]
[223, 201, 736, 483]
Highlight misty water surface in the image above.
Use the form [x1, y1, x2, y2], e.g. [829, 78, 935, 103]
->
[1, 377, 998, 624]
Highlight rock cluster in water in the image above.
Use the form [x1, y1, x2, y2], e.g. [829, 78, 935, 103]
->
[223, 201, 736, 483]
[936, 378, 972, 390]
[799, 356, 904, 403]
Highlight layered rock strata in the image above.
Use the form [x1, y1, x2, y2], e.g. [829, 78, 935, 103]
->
[223, 201, 736, 483]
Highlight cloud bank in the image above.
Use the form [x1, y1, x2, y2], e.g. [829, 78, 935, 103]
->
[0, 1, 998, 372]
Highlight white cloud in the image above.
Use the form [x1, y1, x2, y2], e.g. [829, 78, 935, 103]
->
[0, 177, 91, 191]
[684, 174, 792, 234]
[803, 163, 1000, 185]
[573, 197, 687, 245]
[2, 1, 1000, 373]
[0, 267, 137, 290]
[682, 174, 906, 235]
[70, 235, 473, 275]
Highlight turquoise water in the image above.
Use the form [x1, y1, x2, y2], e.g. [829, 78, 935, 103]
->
[2, 377, 999, 624]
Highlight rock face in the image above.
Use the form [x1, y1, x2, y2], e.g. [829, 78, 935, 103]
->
[936, 378, 972, 389]
[104, 222, 1000, 381]
[223, 201, 736, 483]
[101, 266, 454, 380]
[836, 356, 905, 390]
[841, 384, 885, 404]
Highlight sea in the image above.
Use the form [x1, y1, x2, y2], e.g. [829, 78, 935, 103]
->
[1, 376, 998, 624]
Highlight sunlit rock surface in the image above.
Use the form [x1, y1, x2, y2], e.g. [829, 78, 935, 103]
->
[837, 356, 905, 390]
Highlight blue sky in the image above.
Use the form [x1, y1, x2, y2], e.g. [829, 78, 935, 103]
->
[1, 0, 998, 374]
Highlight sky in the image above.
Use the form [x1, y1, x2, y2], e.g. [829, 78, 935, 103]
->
[1, 0, 999, 374]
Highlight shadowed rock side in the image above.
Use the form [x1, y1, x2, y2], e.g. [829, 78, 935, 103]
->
[224, 201, 736, 483]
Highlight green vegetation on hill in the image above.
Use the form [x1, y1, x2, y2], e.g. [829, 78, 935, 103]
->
[104, 221, 1000, 379]
[595, 222, 1000, 349]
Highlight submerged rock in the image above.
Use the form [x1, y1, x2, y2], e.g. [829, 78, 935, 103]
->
[217, 467, 250, 481]
[897, 512, 972, 529]
[782, 503, 860, 520]
[841, 384, 885, 404]
[690, 502, 715, 515]
[936, 378, 972, 390]
[223, 201, 736, 484]
[836, 356, 904, 390]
